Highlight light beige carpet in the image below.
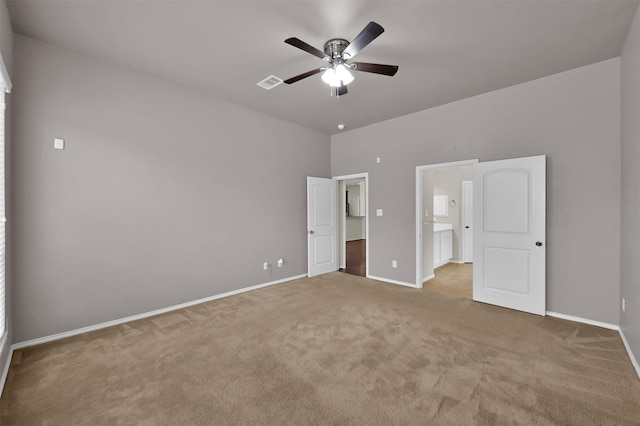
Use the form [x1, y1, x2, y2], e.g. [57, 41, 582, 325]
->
[2, 272, 639, 425]
[424, 262, 473, 299]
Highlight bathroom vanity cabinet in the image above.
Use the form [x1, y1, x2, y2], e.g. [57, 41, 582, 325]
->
[434, 224, 453, 268]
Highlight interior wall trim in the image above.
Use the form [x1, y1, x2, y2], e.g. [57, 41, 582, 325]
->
[12, 274, 307, 351]
[619, 328, 640, 379]
[367, 275, 419, 289]
[422, 273, 435, 283]
[546, 311, 639, 379]
[0, 345, 12, 398]
[545, 311, 619, 330]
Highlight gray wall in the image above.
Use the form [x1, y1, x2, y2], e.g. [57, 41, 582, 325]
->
[621, 6, 640, 368]
[11, 35, 330, 342]
[332, 58, 621, 324]
[0, 0, 11, 384]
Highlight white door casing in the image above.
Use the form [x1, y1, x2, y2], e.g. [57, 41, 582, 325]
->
[472, 155, 546, 316]
[307, 177, 338, 277]
[462, 181, 473, 263]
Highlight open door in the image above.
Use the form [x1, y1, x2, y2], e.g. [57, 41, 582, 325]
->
[473, 155, 546, 315]
[307, 177, 338, 277]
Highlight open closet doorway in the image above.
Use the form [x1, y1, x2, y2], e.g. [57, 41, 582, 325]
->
[416, 160, 477, 299]
[334, 173, 369, 277]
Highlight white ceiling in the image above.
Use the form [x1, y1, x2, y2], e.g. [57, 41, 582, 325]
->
[7, 0, 639, 135]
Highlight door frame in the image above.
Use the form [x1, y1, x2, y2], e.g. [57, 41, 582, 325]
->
[415, 159, 478, 288]
[333, 172, 369, 278]
[461, 180, 473, 263]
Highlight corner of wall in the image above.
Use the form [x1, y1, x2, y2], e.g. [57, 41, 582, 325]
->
[620, 2, 640, 379]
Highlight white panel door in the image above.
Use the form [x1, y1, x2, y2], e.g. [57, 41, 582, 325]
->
[462, 181, 473, 263]
[473, 156, 546, 315]
[307, 177, 338, 277]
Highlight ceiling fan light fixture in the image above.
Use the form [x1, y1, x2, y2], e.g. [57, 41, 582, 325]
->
[284, 22, 397, 96]
[321, 64, 354, 87]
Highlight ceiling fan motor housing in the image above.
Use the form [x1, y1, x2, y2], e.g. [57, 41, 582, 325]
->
[324, 38, 350, 60]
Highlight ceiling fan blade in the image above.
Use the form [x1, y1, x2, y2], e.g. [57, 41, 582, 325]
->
[283, 68, 322, 84]
[352, 62, 399, 76]
[337, 85, 348, 97]
[285, 37, 328, 60]
[343, 22, 384, 59]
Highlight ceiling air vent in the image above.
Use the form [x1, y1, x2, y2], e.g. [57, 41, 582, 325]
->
[257, 75, 283, 90]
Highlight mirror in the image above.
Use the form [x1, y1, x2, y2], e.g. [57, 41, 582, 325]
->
[434, 195, 449, 217]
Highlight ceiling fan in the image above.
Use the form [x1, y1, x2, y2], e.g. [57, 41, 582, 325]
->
[283, 21, 399, 97]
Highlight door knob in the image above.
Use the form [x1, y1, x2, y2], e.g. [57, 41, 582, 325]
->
[535, 241, 543, 247]
[465, 226, 470, 229]
[309, 230, 315, 235]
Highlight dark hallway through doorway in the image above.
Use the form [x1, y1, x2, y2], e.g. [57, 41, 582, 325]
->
[345, 239, 366, 277]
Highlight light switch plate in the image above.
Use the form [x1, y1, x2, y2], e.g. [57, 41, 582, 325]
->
[376, 209, 383, 216]
[54, 138, 65, 150]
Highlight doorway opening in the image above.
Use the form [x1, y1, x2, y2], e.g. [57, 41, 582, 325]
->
[334, 173, 369, 278]
[416, 160, 478, 298]
[415, 155, 547, 316]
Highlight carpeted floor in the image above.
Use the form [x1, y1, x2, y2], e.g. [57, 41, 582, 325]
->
[423, 262, 473, 299]
[1, 272, 639, 425]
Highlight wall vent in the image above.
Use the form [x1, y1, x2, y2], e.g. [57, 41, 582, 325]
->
[257, 75, 283, 90]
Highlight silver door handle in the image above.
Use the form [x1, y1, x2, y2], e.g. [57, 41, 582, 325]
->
[309, 230, 315, 235]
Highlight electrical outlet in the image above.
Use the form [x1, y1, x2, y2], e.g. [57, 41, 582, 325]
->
[263, 262, 269, 270]
[277, 258, 284, 268]
[392, 260, 397, 268]
[622, 297, 626, 312]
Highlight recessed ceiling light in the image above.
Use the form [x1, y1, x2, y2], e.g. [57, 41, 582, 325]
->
[338, 124, 345, 130]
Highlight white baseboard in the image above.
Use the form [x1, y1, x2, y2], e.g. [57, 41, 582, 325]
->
[545, 311, 619, 330]
[422, 274, 435, 283]
[0, 334, 11, 398]
[619, 328, 640, 379]
[367, 275, 419, 289]
[543, 311, 640, 379]
[0, 351, 11, 398]
[13, 274, 307, 350]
